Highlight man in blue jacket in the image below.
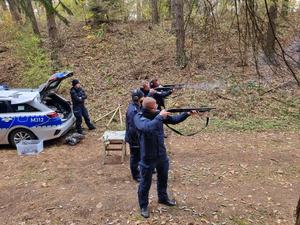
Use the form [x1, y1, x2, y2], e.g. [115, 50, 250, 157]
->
[70, 79, 96, 134]
[125, 89, 144, 182]
[134, 97, 195, 218]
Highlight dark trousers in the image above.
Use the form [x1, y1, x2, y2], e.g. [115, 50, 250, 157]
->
[129, 146, 141, 180]
[73, 106, 93, 133]
[138, 157, 169, 209]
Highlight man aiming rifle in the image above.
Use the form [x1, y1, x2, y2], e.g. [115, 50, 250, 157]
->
[140, 80, 173, 110]
[134, 97, 199, 218]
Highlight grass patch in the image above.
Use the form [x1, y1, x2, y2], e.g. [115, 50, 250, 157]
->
[0, 16, 52, 88]
[210, 116, 300, 131]
[14, 26, 52, 88]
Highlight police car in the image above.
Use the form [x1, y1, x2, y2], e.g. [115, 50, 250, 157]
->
[0, 71, 76, 146]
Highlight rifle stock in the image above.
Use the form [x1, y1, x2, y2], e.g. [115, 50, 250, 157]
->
[167, 107, 215, 113]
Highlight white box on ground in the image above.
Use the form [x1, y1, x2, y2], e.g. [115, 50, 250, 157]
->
[16, 140, 44, 156]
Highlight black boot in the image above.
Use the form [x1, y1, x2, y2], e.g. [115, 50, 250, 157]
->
[141, 207, 149, 218]
[158, 199, 176, 206]
[88, 124, 96, 130]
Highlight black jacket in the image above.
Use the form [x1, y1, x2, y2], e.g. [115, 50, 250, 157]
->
[151, 90, 173, 110]
[70, 87, 87, 108]
[125, 102, 141, 147]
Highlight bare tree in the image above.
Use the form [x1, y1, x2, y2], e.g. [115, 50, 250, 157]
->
[264, 1, 278, 65]
[174, 0, 186, 68]
[44, 0, 58, 44]
[151, 0, 159, 24]
[7, 0, 22, 23]
[43, 0, 60, 70]
[21, 0, 40, 36]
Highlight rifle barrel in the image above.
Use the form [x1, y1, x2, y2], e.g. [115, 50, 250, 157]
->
[154, 85, 185, 92]
[163, 84, 185, 88]
[154, 87, 173, 92]
[167, 107, 215, 113]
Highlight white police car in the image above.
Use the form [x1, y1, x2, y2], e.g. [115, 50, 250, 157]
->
[0, 71, 76, 146]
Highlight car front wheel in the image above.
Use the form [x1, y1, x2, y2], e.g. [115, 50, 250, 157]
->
[9, 129, 36, 147]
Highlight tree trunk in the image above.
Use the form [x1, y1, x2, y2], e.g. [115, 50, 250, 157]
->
[45, 0, 60, 70]
[7, 0, 22, 23]
[297, 45, 300, 68]
[264, 2, 278, 65]
[170, 0, 176, 32]
[296, 196, 300, 225]
[174, 0, 187, 68]
[1, 0, 7, 11]
[45, 0, 58, 44]
[151, 0, 159, 24]
[23, 0, 40, 36]
[167, 0, 171, 19]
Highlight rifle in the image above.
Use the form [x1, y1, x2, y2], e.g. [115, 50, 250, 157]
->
[154, 84, 185, 92]
[162, 84, 185, 88]
[167, 107, 215, 113]
[165, 107, 215, 136]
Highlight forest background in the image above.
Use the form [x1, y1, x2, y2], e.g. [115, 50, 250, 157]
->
[0, 0, 300, 225]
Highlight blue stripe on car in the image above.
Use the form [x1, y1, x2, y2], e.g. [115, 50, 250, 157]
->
[0, 116, 62, 129]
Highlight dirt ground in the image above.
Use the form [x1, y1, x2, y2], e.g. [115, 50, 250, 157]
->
[0, 130, 299, 225]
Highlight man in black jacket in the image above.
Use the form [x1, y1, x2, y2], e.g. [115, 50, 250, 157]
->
[149, 79, 173, 110]
[70, 79, 95, 134]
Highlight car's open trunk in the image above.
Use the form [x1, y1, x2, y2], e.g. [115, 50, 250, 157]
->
[44, 93, 72, 121]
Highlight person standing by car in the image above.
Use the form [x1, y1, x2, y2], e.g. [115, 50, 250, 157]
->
[70, 79, 95, 134]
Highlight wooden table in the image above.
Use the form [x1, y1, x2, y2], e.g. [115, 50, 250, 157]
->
[102, 131, 126, 164]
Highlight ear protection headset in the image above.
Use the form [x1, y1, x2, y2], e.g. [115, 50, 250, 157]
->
[132, 90, 139, 101]
[131, 89, 144, 102]
[150, 80, 154, 88]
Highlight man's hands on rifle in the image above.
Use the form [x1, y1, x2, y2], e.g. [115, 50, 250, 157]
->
[159, 110, 170, 118]
[160, 109, 203, 118]
[188, 110, 197, 116]
[150, 88, 156, 95]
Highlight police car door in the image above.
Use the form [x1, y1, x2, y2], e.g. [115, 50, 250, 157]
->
[0, 101, 12, 142]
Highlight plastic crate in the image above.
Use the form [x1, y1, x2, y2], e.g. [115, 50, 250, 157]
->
[16, 140, 44, 156]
